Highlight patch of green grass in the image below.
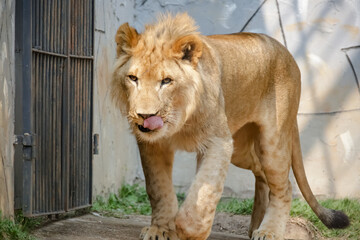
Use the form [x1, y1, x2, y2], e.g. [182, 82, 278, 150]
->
[0, 211, 36, 240]
[216, 198, 253, 215]
[216, 197, 359, 239]
[92, 184, 188, 218]
[176, 192, 186, 206]
[15, 211, 45, 232]
[92, 184, 152, 216]
[290, 198, 360, 239]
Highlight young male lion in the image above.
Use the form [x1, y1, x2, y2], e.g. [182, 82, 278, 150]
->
[111, 13, 349, 240]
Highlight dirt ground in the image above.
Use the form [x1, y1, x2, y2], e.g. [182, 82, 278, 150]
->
[32, 213, 320, 240]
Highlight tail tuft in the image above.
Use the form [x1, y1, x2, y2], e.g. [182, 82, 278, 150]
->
[319, 208, 350, 229]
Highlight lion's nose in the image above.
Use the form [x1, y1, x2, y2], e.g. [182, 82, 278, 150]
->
[137, 113, 157, 119]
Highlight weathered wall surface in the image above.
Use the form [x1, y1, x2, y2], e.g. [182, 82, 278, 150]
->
[92, 0, 140, 198]
[94, 0, 360, 199]
[0, 0, 15, 217]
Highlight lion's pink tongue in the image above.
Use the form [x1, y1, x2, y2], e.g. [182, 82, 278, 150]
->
[143, 116, 164, 130]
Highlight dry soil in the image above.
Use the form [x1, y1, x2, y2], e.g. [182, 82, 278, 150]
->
[32, 212, 321, 240]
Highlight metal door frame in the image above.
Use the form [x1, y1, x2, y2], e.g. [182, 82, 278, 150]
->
[14, 0, 94, 217]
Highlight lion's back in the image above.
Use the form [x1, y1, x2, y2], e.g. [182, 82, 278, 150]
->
[203, 33, 301, 132]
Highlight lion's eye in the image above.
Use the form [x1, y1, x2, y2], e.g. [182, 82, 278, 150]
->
[161, 78, 172, 85]
[128, 75, 138, 82]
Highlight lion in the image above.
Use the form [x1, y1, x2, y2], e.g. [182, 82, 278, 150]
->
[111, 13, 349, 240]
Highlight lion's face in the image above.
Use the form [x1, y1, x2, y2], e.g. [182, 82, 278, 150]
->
[117, 57, 199, 142]
[112, 15, 203, 142]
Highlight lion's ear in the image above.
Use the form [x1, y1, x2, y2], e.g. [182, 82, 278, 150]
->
[172, 35, 203, 67]
[115, 23, 139, 57]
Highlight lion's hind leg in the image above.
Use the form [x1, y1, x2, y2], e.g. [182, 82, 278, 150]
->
[249, 173, 269, 238]
[230, 123, 270, 238]
[250, 122, 293, 240]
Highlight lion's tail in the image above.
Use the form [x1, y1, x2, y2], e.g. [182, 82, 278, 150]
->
[291, 122, 350, 229]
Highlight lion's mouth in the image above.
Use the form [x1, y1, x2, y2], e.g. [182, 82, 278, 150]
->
[138, 124, 152, 133]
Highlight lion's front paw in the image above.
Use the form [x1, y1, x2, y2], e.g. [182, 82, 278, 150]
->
[140, 226, 179, 240]
[251, 229, 278, 240]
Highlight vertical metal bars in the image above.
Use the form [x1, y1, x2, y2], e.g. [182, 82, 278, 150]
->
[32, 0, 67, 54]
[67, 58, 92, 210]
[66, 0, 94, 211]
[32, 53, 65, 214]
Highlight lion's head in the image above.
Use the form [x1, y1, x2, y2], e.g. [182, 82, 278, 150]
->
[111, 14, 204, 142]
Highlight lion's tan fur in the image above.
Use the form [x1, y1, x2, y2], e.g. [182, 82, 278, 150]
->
[112, 13, 349, 240]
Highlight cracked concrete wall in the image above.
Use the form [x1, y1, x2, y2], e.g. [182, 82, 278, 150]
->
[0, 0, 15, 217]
[95, 0, 360, 199]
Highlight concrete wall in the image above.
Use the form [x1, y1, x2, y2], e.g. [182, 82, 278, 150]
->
[94, 0, 360, 199]
[92, 0, 140, 198]
[0, 0, 15, 217]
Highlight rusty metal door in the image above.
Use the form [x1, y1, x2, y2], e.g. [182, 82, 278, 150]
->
[15, 0, 94, 216]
